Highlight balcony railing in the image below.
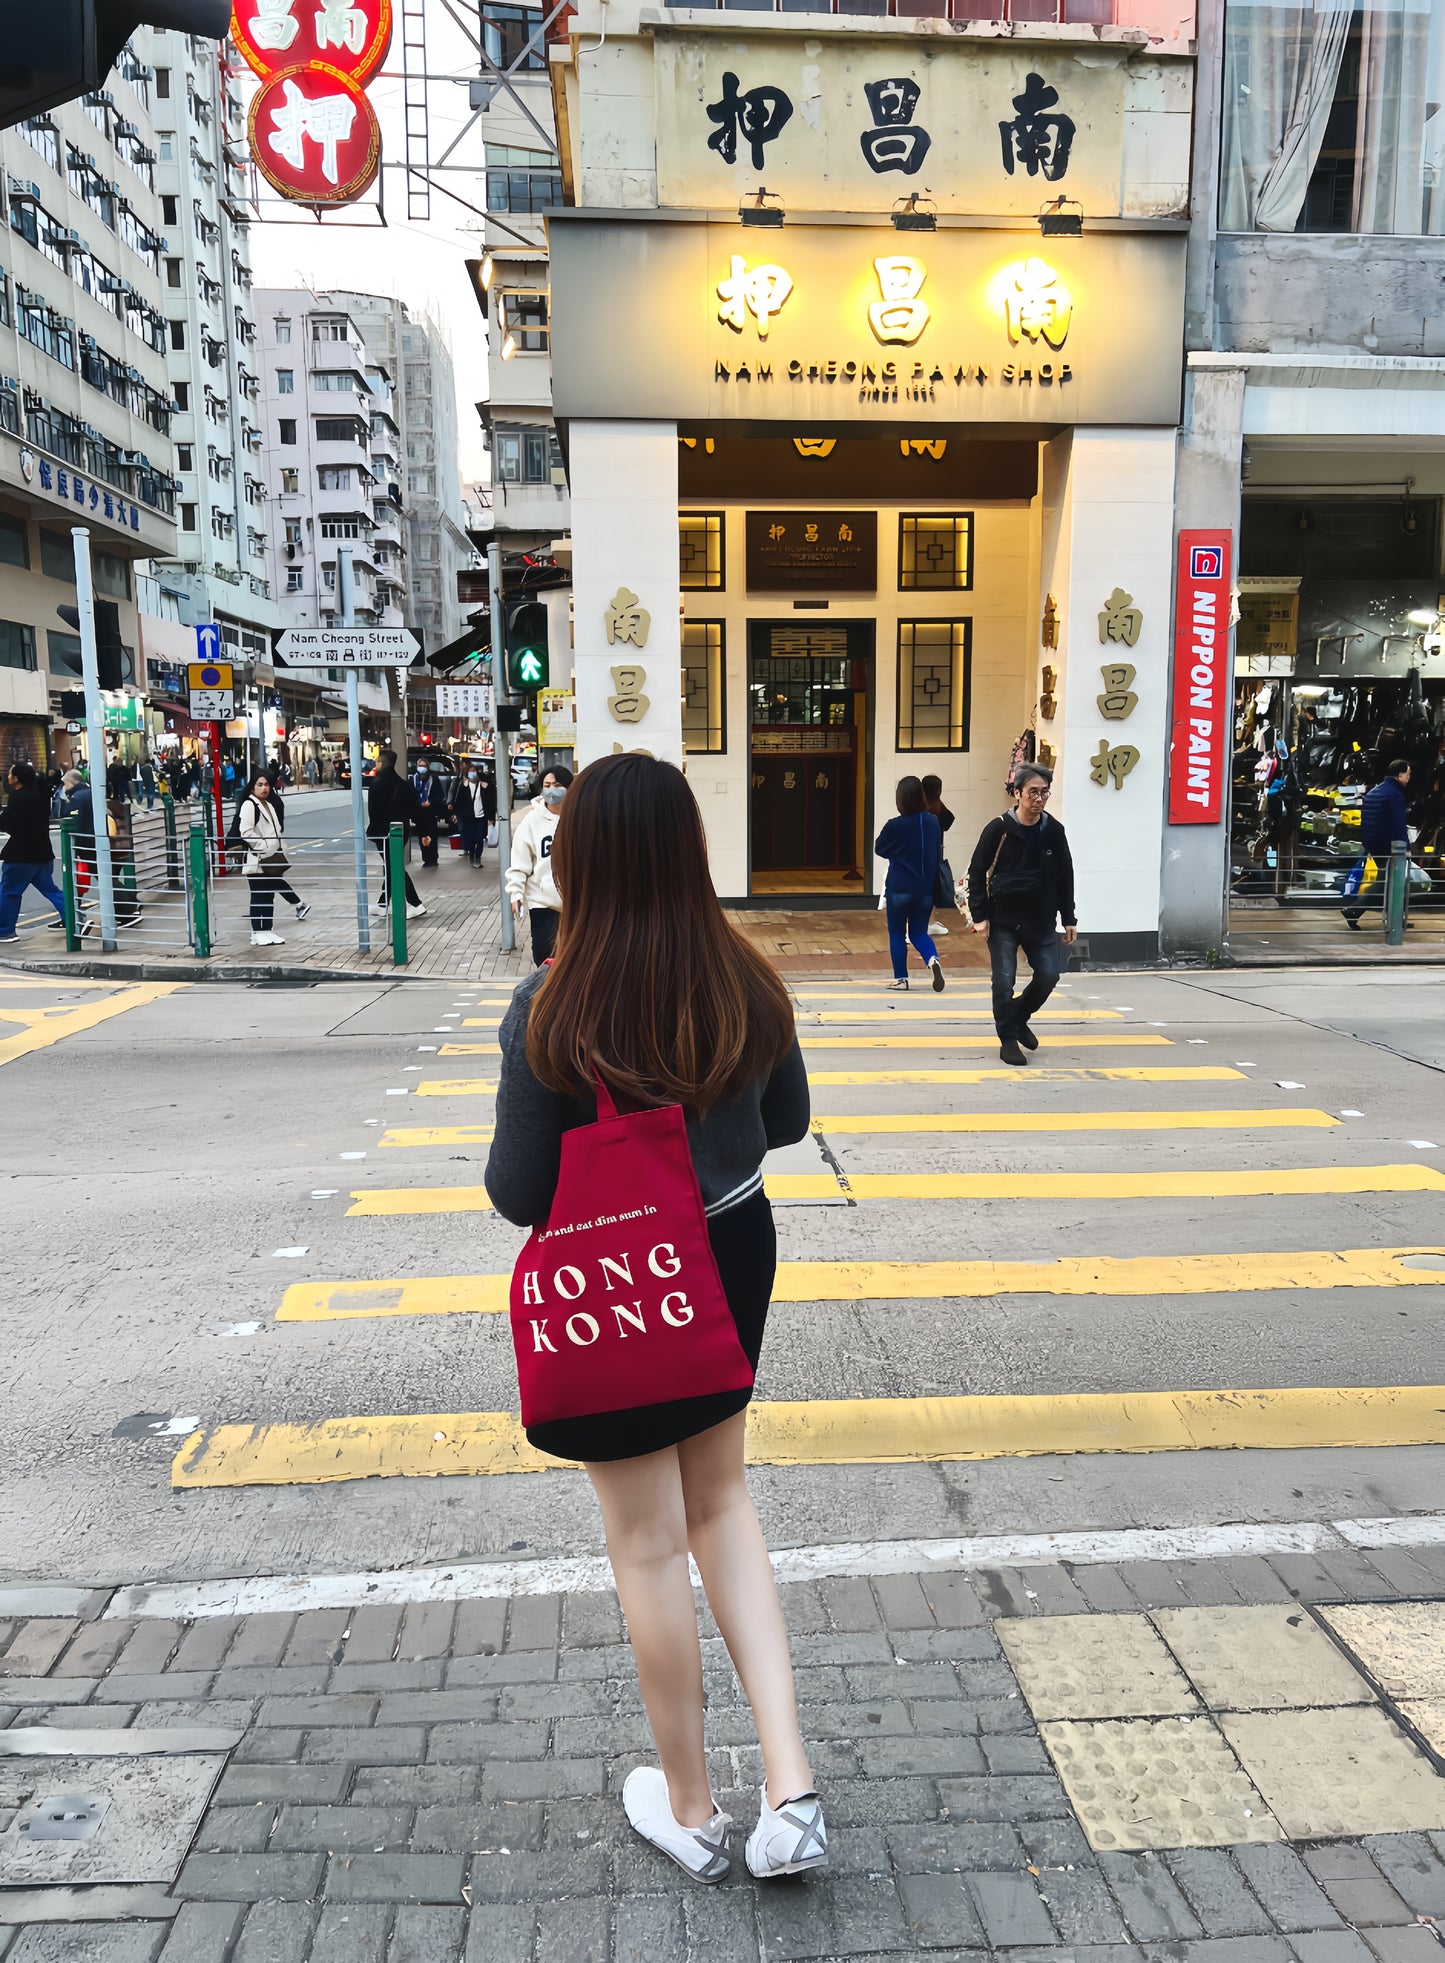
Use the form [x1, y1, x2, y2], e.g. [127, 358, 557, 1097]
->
[675, 0, 1111, 16]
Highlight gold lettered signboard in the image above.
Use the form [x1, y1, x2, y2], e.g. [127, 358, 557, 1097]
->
[1237, 591, 1299, 664]
[548, 215, 1187, 430]
[745, 511, 877, 592]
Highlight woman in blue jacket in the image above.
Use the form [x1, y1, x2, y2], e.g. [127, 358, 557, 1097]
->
[875, 775, 945, 991]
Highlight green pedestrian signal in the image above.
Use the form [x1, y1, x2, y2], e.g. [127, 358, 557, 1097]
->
[505, 601, 549, 693]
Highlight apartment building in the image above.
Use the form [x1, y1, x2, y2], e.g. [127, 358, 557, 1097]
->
[0, 55, 178, 771]
[474, 3, 569, 555]
[133, 25, 280, 741]
[330, 291, 469, 661]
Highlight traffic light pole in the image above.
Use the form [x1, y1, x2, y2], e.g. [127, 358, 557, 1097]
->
[70, 528, 118, 953]
[489, 537, 514, 954]
[338, 548, 371, 956]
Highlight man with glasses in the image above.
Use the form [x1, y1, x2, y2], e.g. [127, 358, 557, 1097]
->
[965, 763, 1078, 1066]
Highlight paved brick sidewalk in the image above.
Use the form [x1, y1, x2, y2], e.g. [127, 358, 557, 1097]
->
[3, 1543, 1445, 1960]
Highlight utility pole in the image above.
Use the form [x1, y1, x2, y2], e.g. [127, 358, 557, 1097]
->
[489, 535, 514, 953]
[337, 547, 371, 955]
[70, 528, 118, 953]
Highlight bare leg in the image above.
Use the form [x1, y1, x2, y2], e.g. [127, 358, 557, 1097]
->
[586, 1447, 714, 1827]
[678, 1413, 813, 1807]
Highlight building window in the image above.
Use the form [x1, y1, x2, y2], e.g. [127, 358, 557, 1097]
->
[320, 519, 362, 538]
[281, 467, 299, 492]
[166, 256, 181, 286]
[0, 621, 37, 672]
[278, 418, 296, 444]
[174, 381, 188, 410]
[899, 513, 973, 591]
[176, 443, 193, 471]
[39, 529, 74, 580]
[679, 512, 724, 590]
[312, 317, 348, 340]
[896, 620, 970, 752]
[315, 417, 363, 442]
[275, 317, 292, 343]
[312, 370, 354, 391]
[1222, 0, 1445, 235]
[155, 67, 170, 96]
[318, 465, 352, 490]
[0, 510, 28, 570]
[499, 291, 548, 352]
[169, 319, 185, 350]
[482, 4, 546, 70]
[485, 164, 564, 213]
[48, 629, 83, 677]
[286, 567, 303, 591]
[682, 621, 726, 754]
[181, 503, 197, 531]
[277, 368, 294, 393]
[95, 550, 130, 600]
[161, 194, 178, 226]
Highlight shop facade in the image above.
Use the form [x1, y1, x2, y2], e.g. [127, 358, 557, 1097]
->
[546, 8, 1197, 957]
[1165, 0, 1445, 954]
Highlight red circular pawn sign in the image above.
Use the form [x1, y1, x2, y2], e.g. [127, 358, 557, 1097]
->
[231, 0, 392, 85]
[249, 66, 382, 206]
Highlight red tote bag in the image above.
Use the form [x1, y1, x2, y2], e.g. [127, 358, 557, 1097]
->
[509, 1077, 755, 1429]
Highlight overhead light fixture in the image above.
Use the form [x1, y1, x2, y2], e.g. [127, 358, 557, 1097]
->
[500, 333, 516, 360]
[1036, 196, 1084, 237]
[892, 192, 936, 233]
[479, 253, 495, 291]
[1407, 608, 1438, 625]
[740, 186, 784, 229]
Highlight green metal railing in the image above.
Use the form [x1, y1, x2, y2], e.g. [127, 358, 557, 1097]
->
[388, 822, 408, 967]
[59, 817, 80, 954]
[188, 818, 211, 958]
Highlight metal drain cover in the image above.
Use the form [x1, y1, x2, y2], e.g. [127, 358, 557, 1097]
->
[19, 1794, 109, 1843]
[0, 1755, 224, 1887]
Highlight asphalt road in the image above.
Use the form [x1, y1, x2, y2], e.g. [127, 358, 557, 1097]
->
[1, 962, 1443, 1589]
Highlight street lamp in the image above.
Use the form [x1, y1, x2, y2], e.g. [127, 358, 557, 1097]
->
[1036, 196, 1084, 237]
[740, 187, 784, 228]
[892, 192, 936, 232]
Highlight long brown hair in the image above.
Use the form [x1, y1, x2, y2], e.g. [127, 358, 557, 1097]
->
[525, 753, 795, 1113]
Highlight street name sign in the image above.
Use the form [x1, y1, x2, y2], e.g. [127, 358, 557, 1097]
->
[275, 628, 421, 668]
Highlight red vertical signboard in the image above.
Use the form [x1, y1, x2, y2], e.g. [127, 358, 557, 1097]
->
[1168, 530, 1233, 824]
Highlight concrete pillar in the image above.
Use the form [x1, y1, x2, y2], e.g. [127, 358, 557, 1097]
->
[568, 419, 682, 767]
[1042, 426, 1179, 961]
[1160, 364, 1246, 961]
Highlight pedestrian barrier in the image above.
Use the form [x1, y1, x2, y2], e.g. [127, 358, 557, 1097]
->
[45, 793, 412, 964]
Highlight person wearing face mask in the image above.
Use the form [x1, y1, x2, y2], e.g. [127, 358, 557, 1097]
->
[505, 765, 572, 964]
[456, 765, 489, 867]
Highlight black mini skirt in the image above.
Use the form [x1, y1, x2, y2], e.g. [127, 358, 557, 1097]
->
[524, 1189, 776, 1464]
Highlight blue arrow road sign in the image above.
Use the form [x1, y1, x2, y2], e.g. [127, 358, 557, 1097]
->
[195, 622, 221, 661]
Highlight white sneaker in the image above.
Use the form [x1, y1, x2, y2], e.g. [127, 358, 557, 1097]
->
[294, 901, 311, 921]
[406, 903, 428, 918]
[374, 897, 388, 911]
[622, 1767, 731, 1884]
[930, 921, 950, 936]
[746, 1786, 827, 1880]
[250, 931, 285, 946]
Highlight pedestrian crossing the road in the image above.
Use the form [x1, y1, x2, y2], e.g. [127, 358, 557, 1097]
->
[168, 977, 1445, 1491]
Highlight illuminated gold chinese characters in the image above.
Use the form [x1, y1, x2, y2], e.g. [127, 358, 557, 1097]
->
[1098, 588, 1142, 647]
[869, 256, 930, 346]
[604, 587, 651, 649]
[1090, 739, 1139, 790]
[1002, 258, 1072, 350]
[901, 439, 946, 460]
[1097, 662, 1138, 720]
[717, 255, 793, 338]
[1042, 594, 1059, 649]
[608, 666, 650, 724]
[793, 437, 836, 457]
[1040, 664, 1058, 721]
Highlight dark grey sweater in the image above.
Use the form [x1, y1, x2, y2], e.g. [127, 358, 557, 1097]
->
[484, 969, 811, 1228]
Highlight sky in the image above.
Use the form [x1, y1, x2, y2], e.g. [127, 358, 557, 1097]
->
[247, 5, 494, 483]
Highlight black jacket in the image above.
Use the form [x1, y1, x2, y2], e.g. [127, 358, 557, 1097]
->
[366, 767, 423, 839]
[966, 811, 1076, 928]
[0, 787, 55, 864]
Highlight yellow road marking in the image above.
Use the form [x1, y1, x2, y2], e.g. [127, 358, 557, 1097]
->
[802, 1009, 1124, 1024]
[813, 1108, 1337, 1135]
[805, 1068, 1246, 1086]
[172, 1385, 1445, 1487]
[416, 1078, 498, 1096]
[467, 1012, 1121, 1030]
[437, 1044, 500, 1057]
[381, 1125, 495, 1147]
[804, 1033, 1128, 1049]
[0, 975, 122, 989]
[346, 1163, 1445, 1216]
[276, 1246, 1445, 1323]
[0, 982, 186, 1069]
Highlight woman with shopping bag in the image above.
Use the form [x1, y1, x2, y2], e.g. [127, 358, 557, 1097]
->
[485, 753, 826, 1888]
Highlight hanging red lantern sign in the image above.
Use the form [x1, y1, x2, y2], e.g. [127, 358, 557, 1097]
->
[231, 0, 392, 86]
[249, 64, 382, 205]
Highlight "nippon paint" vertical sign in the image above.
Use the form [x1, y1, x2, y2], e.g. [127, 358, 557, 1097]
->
[1168, 530, 1233, 824]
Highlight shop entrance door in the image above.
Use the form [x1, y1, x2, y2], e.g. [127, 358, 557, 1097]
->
[748, 621, 871, 895]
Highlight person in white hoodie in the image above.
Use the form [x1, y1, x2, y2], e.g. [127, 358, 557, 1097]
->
[506, 766, 571, 964]
[237, 771, 309, 947]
